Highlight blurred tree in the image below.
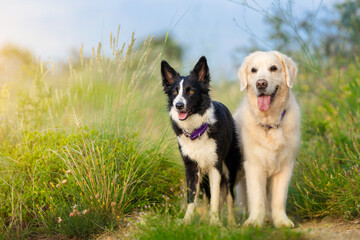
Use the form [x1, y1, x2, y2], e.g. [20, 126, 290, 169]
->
[0, 44, 38, 84]
[137, 34, 183, 64]
[236, 0, 360, 67]
[153, 35, 183, 62]
[333, 0, 360, 56]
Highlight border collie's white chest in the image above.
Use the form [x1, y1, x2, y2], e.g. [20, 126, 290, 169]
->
[177, 133, 217, 173]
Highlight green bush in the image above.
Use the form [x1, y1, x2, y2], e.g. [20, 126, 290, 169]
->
[289, 63, 360, 219]
[0, 30, 183, 238]
[0, 128, 181, 238]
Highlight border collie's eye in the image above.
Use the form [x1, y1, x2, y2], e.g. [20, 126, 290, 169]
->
[173, 90, 178, 95]
[251, 68, 257, 73]
[189, 90, 194, 95]
[270, 65, 278, 72]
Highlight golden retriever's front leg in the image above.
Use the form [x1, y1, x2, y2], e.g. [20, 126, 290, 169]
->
[243, 160, 267, 227]
[270, 163, 294, 228]
[208, 166, 221, 225]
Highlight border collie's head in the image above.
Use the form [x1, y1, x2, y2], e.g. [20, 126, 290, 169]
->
[161, 56, 211, 121]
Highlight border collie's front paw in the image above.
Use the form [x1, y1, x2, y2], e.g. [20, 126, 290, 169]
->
[183, 215, 192, 225]
[183, 203, 195, 224]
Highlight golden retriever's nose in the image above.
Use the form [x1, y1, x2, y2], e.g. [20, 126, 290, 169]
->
[256, 79, 268, 89]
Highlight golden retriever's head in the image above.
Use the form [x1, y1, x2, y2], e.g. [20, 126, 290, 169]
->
[238, 51, 297, 112]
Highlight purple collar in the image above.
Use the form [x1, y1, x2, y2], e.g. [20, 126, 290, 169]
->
[183, 123, 209, 140]
[262, 109, 286, 130]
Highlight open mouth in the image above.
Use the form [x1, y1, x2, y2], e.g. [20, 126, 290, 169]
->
[178, 110, 190, 121]
[257, 86, 279, 112]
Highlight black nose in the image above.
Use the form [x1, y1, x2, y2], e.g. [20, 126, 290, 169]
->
[175, 102, 184, 110]
[256, 79, 268, 89]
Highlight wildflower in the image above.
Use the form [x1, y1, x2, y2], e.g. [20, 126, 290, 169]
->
[111, 202, 116, 207]
[71, 209, 80, 216]
[66, 169, 71, 175]
[95, 194, 99, 199]
[61, 179, 67, 184]
[56, 184, 60, 188]
[82, 209, 89, 215]
[170, 188, 173, 191]
[57, 217, 63, 223]
[90, 196, 93, 200]
[72, 204, 78, 209]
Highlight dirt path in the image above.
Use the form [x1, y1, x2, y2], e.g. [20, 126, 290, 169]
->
[297, 217, 360, 240]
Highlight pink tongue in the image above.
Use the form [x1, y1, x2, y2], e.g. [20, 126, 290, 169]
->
[257, 95, 271, 112]
[178, 112, 188, 120]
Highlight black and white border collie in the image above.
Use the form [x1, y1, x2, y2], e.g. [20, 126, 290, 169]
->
[161, 56, 243, 225]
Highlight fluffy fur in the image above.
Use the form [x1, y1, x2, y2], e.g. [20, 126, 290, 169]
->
[161, 56, 242, 225]
[234, 51, 301, 228]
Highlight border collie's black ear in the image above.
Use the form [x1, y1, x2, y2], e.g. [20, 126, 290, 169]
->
[191, 56, 210, 84]
[161, 60, 179, 91]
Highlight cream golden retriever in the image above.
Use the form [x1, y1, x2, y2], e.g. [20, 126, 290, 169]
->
[234, 51, 300, 228]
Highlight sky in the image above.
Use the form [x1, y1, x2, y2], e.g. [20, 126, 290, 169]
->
[0, 0, 336, 80]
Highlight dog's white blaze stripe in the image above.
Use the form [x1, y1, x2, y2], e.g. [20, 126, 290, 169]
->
[173, 79, 186, 109]
[170, 104, 217, 133]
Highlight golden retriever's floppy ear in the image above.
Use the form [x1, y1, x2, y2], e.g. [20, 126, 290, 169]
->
[274, 51, 298, 88]
[238, 55, 250, 91]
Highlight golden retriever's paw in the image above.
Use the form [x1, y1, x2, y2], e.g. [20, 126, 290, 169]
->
[273, 216, 294, 228]
[243, 217, 264, 228]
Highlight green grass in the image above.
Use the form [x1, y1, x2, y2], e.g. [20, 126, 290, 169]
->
[131, 214, 304, 240]
[288, 62, 360, 220]
[0, 27, 359, 239]
[0, 30, 182, 239]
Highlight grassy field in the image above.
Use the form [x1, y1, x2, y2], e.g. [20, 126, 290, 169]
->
[0, 29, 359, 239]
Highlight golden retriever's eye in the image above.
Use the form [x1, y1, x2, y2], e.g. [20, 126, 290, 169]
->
[173, 90, 178, 95]
[270, 65, 278, 72]
[189, 90, 194, 95]
[251, 67, 257, 73]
